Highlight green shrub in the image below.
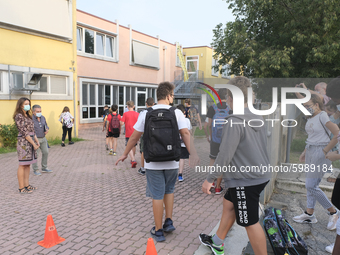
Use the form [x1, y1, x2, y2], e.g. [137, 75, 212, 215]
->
[0, 123, 18, 148]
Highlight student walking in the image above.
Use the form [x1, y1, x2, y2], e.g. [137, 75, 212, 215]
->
[184, 98, 202, 135]
[120, 101, 139, 168]
[138, 97, 155, 175]
[32, 105, 52, 175]
[293, 94, 339, 230]
[13, 97, 39, 194]
[116, 82, 193, 242]
[200, 76, 272, 255]
[106, 105, 121, 155]
[176, 104, 191, 182]
[58, 106, 74, 147]
[102, 105, 110, 150]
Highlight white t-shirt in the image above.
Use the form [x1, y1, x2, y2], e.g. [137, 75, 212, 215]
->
[305, 111, 331, 144]
[181, 118, 192, 147]
[133, 104, 187, 170]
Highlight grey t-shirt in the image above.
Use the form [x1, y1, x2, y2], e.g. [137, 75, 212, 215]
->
[305, 111, 331, 144]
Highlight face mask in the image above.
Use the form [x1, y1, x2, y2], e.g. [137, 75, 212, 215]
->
[330, 115, 340, 125]
[306, 107, 314, 115]
[36, 113, 42, 117]
[337, 105, 340, 111]
[23, 105, 30, 111]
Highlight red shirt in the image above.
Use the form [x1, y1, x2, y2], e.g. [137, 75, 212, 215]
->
[106, 113, 121, 132]
[121, 111, 139, 138]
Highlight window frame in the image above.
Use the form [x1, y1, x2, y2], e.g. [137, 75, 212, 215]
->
[186, 55, 199, 74]
[77, 24, 117, 62]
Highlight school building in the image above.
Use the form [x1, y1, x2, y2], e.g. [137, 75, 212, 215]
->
[0, 0, 78, 139]
[76, 10, 182, 125]
[174, 46, 233, 115]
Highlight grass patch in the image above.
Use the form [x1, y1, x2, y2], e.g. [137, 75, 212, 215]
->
[0, 147, 16, 154]
[290, 129, 307, 152]
[47, 137, 85, 146]
[193, 127, 207, 137]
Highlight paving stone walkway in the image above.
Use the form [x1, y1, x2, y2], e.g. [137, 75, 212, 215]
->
[0, 124, 223, 255]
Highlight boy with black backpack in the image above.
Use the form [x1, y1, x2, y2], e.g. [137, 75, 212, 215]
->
[185, 98, 202, 135]
[116, 82, 193, 242]
[106, 105, 122, 155]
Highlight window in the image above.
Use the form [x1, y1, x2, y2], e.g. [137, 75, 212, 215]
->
[106, 36, 114, 58]
[50, 76, 67, 94]
[222, 64, 231, 78]
[77, 26, 116, 60]
[85, 29, 94, 54]
[77, 27, 82, 51]
[132, 40, 159, 69]
[211, 57, 219, 76]
[96, 33, 104, 55]
[186, 56, 199, 74]
[0, 72, 2, 92]
[105, 85, 110, 105]
[39, 77, 48, 92]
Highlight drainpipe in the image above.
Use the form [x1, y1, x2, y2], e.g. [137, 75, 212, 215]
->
[163, 46, 167, 81]
[73, 81, 77, 138]
[285, 120, 293, 163]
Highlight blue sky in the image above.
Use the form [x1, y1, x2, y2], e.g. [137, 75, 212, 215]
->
[77, 0, 235, 47]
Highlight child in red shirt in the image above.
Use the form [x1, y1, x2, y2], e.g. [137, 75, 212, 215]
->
[121, 101, 139, 167]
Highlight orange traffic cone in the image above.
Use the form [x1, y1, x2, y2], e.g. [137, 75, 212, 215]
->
[37, 215, 65, 248]
[146, 238, 158, 255]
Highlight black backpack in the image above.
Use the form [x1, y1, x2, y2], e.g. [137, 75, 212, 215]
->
[143, 107, 181, 163]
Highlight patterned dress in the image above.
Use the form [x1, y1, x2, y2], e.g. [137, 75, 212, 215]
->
[15, 113, 37, 165]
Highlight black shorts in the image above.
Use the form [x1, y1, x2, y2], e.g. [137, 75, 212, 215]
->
[125, 137, 137, 147]
[180, 147, 189, 159]
[108, 131, 120, 138]
[224, 181, 268, 227]
[209, 141, 221, 159]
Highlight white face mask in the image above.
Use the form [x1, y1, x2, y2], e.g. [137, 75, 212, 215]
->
[337, 105, 340, 111]
[36, 113, 42, 117]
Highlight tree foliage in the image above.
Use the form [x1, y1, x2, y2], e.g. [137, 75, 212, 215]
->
[212, 0, 340, 79]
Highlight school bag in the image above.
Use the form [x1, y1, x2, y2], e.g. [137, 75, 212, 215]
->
[62, 113, 72, 128]
[109, 113, 120, 133]
[211, 104, 230, 143]
[143, 107, 181, 163]
[187, 107, 199, 126]
[263, 207, 308, 255]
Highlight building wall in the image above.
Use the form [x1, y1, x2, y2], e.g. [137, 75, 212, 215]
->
[0, 0, 77, 140]
[76, 10, 181, 124]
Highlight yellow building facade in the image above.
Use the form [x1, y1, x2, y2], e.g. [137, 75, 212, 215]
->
[0, 0, 78, 141]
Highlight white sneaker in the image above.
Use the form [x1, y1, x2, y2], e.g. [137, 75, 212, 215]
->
[327, 210, 339, 230]
[325, 243, 334, 253]
[293, 212, 318, 224]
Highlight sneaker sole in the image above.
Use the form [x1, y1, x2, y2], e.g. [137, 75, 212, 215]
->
[131, 162, 137, 168]
[292, 218, 318, 224]
[198, 235, 224, 255]
[163, 225, 176, 233]
[150, 232, 165, 242]
[178, 179, 183, 182]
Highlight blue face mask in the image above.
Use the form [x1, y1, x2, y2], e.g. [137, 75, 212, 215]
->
[23, 105, 30, 111]
[337, 105, 340, 111]
[36, 113, 42, 117]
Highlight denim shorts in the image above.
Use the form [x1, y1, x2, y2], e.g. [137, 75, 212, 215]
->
[146, 169, 178, 200]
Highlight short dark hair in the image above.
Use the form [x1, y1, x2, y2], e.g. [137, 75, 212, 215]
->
[185, 98, 191, 105]
[326, 76, 340, 99]
[111, 104, 118, 112]
[218, 88, 228, 100]
[146, 97, 155, 106]
[32, 104, 41, 111]
[157, 82, 175, 101]
[176, 104, 185, 113]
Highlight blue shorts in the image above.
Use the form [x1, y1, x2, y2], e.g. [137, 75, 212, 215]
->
[146, 169, 178, 200]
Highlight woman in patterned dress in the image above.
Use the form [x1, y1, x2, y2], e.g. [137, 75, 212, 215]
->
[13, 97, 40, 194]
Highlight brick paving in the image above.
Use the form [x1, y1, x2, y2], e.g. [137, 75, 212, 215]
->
[0, 124, 223, 254]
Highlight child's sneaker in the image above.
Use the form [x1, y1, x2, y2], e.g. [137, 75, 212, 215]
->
[163, 218, 176, 232]
[199, 233, 224, 255]
[150, 227, 165, 242]
[215, 187, 223, 195]
[178, 175, 184, 182]
[325, 243, 334, 253]
[113, 152, 117, 156]
[327, 209, 339, 230]
[131, 161, 137, 168]
[293, 212, 317, 224]
[109, 149, 113, 155]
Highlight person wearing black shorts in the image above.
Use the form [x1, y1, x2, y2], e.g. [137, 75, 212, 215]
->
[200, 76, 271, 255]
[106, 105, 122, 156]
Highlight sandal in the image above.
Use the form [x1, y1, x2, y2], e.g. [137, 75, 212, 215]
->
[25, 185, 37, 191]
[19, 187, 33, 194]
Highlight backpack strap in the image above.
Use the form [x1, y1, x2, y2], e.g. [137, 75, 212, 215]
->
[319, 112, 331, 140]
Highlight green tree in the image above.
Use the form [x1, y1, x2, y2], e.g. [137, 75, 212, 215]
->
[212, 0, 340, 80]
